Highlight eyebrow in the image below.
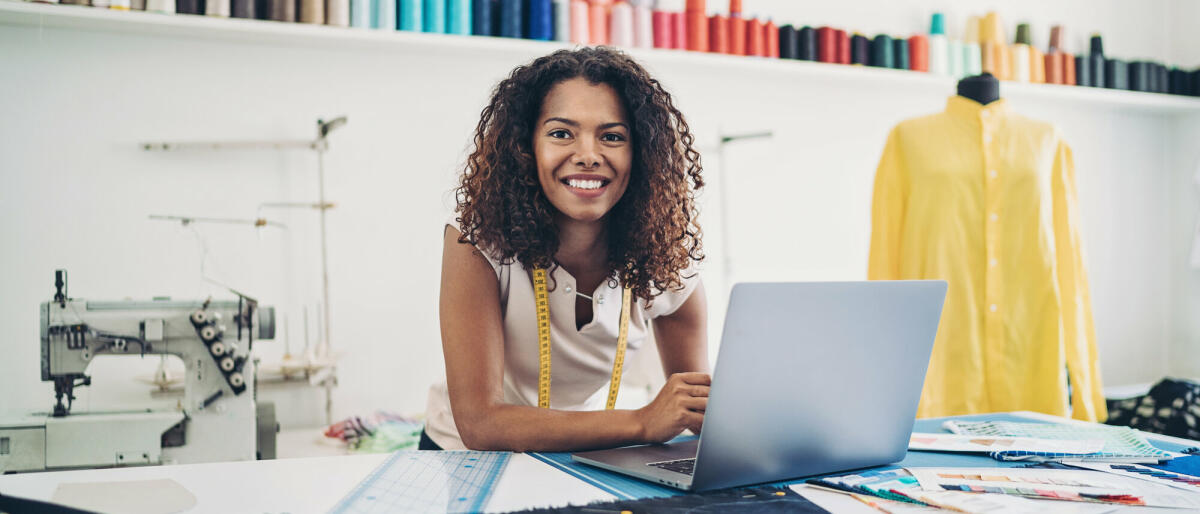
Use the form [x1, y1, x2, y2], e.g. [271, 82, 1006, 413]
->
[543, 117, 630, 130]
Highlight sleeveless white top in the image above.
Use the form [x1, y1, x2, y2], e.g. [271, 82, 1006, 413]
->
[424, 218, 701, 450]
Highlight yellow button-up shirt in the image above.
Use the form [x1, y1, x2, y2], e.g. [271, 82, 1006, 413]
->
[869, 96, 1106, 422]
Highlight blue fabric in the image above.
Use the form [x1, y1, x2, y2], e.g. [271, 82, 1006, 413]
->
[1149, 455, 1200, 479]
[528, 413, 1196, 500]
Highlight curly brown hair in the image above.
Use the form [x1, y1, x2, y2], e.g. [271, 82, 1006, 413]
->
[455, 46, 703, 302]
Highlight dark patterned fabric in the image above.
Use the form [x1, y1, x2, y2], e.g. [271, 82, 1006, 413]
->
[508, 486, 827, 513]
[1106, 378, 1200, 440]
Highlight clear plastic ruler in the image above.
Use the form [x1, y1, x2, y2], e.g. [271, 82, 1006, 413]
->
[329, 451, 511, 514]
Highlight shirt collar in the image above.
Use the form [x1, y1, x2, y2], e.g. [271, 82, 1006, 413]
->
[945, 95, 1009, 122]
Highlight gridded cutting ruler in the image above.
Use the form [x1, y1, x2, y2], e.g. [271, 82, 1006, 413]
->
[329, 451, 511, 514]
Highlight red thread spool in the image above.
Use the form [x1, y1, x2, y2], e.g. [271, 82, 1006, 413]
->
[653, 9, 672, 48]
[816, 26, 835, 63]
[908, 35, 928, 71]
[746, 17, 764, 56]
[834, 28, 849, 64]
[685, 0, 706, 51]
[671, 11, 686, 49]
[1045, 53, 1063, 84]
[765, 20, 779, 58]
[709, 14, 729, 53]
[729, 15, 746, 55]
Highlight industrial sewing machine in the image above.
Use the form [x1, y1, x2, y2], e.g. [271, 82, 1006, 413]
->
[0, 271, 277, 473]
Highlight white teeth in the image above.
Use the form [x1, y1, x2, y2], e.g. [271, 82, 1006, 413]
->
[567, 179, 604, 190]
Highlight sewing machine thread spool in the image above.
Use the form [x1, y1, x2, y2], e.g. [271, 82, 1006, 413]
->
[199, 325, 220, 342]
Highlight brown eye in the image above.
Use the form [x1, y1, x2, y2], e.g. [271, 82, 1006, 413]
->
[601, 133, 626, 142]
[549, 129, 571, 139]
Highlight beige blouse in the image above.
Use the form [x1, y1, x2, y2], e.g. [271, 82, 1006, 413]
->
[425, 218, 701, 450]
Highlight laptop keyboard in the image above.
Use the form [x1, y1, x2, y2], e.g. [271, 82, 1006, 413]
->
[647, 458, 696, 476]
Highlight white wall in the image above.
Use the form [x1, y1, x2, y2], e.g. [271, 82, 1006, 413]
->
[1, 0, 1197, 430]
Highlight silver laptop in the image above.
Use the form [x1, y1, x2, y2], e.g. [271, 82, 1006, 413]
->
[572, 280, 947, 491]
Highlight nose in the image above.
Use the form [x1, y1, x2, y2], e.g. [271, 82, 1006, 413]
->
[573, 139, 601, 169]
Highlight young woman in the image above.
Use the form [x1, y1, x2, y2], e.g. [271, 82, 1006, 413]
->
[424, 47, 709, 452]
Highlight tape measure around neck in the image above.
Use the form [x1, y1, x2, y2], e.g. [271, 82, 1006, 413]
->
[533, 267, 632, 410]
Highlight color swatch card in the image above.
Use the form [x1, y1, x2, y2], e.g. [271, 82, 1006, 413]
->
[907, 467, 1200, 508]
[943, 420, 1176, 462]
[1069, 462, 1200, 492]
[810, 468, 927, 505]
[909, 433, 1105, 456]
[904, 489, 1114, 514]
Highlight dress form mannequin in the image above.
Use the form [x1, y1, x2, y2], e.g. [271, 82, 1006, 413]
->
[957, 72, 1001, 105]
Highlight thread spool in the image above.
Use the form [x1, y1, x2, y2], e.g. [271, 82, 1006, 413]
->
[729, 13, 746, 55]
[610, 1, 633, 46]
[447, 0, 471, 34]
[1105, 59, 1129, 90]
[299, 0, 322, 23]
[528, 0, 553, 40]
[1045, 52, 1064, 84]
[398, 0, 418, 30]
[175, 0, 199, 14]
[778, 24, 799, 59]
[927, 13, 948, 75]
[708, 15, 729, 53]
[570, 0, 589, 43]
[892, 37, 909, 70]
[870, 34, 893, 68]
[632, 0, 652, 47]
[500, 0, 523, 38]
[327, 0, 350, 26]
[764, 20, 778, 58]
[685, 0, 707, 51]
[962, 42, 982, 77]
[203, 0, 227, 17]
[850, 34, 869, 65]
[423, 0, 446, 32]
[652, 7, 670, 48]
[908, 35, 928, 71]
[231, 0, 254, 19]
[1088, 35, 1106, 88]
[474, 0, 496, 35]
[948, 40, 964, 78]
[746, 17, 764, 57]
[350, 0, 369, 27]
[798, 26, 816, 61]
[1063, 53, 1076, 85]
[589, 0, 609, 45]
[671, 10, 685, 49]
[816, 27, 835, 63]
[1075, 55, 1091, 87]
[835, 29, 849, 64]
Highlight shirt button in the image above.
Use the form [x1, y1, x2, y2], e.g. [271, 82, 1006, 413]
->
[989, 213, 999, 222]
[564, 286, 572, 294]
[596, 294, 605, 305]
[990, 304, 998, 312]
[988, 169, 998, 179]
[989, 258, 998, 267]
[984, 134, 992, 144]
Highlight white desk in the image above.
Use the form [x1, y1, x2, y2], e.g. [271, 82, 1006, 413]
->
[3, 412, 1197, 513]
[0, 451, 614, 513]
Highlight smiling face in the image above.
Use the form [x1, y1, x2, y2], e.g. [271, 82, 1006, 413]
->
[533, 78, 633, 225]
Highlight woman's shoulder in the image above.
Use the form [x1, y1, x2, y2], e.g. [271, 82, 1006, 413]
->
[643, 261, 701, 319]
[444, 214, 507, 276]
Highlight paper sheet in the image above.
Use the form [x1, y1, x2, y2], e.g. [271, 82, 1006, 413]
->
[1069, 462, 1200, 493]
[907, 467, 1200, 509]
[52, 478, 197, 514]
[908, 433, 1105, 455]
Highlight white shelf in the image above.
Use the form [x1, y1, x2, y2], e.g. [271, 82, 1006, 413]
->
[4, 0, 1200, 115]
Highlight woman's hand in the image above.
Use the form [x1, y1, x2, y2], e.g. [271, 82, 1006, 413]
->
[635, 372, 710, 443]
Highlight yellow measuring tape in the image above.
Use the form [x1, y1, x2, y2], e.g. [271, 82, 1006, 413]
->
[533, 267, 632, 410]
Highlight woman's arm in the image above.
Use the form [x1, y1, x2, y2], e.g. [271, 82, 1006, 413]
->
[652, 279, 709, 377]
[440, 227, 706, 451]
